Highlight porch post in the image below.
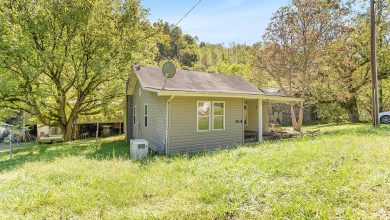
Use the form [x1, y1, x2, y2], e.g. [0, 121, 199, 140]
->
[258, 99, 263, 142]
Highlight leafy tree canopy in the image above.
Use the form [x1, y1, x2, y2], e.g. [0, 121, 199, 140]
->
[0, 0, 156, 140]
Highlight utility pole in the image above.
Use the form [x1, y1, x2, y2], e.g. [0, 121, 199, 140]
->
[370, 0, 380, 127]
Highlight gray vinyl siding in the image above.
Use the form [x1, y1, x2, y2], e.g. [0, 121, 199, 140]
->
[133, 82, 168, 153]
[168, 96, 244, 154]
[126, 95, 134, 142]
[244, 100, 269, 132]
[244, 99, 258, 132]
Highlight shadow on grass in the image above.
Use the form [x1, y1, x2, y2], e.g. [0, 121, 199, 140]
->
[88, 139, 130, 159]
[311, 122, 352, 128]
[320, 124, 390, 137]
[0, 136, 131, 173]
[1, 124, 389, 173]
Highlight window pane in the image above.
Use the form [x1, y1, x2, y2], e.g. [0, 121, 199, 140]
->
[145, 116, 148, 127]
[198, 116, 209, 130]
[213, 116, 224, 129]
[213, 102, 224, 115]
[198, 102, 210, 116]
[144, 105, 148, 115]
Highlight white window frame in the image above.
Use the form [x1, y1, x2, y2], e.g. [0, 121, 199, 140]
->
[144, 104, 148, 127]
[197, 101, 211, 132]
[212, 101, 225, 131]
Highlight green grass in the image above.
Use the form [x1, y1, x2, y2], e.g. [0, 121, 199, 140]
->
[0, 124, 389, 219]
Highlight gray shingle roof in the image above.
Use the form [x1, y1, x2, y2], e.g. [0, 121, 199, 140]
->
[133, 65, 264, 95]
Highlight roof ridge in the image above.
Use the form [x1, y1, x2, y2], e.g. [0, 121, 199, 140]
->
[134, 65, 244, 78]
[132, 65, 264, 95]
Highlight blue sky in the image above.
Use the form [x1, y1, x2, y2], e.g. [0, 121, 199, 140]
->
[141, 0, 290, 45]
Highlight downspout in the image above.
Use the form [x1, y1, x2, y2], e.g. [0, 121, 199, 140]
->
[165, 95, 175, 156]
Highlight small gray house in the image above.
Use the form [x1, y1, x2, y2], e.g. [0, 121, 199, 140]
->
[125, 65, 302, 155]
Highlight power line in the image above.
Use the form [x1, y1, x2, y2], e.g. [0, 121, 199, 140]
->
[140, 0, 203, 41]
[174, 0, 202, 26]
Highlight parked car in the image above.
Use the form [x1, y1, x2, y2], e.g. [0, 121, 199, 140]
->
[38, 135, 64, 144]
[379, 111, 390, 124]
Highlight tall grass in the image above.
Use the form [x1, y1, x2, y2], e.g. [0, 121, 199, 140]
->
[0, 124, 389, 219]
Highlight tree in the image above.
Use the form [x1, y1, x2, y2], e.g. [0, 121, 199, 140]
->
[193, 42, 253, 81]
[252, 0, 348, 131]
[310, 0, 389, 122]
[154, 22, 199, 69]
[0, 0, 154, 141]
[314, 33, 370, 122]
[375, 0, 390, 112]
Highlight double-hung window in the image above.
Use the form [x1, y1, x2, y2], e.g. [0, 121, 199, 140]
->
[144, 104, 148, 127]
[212, 102, 225, 130]
[197, 101, 225, 131]
[197, 101, 211, 131]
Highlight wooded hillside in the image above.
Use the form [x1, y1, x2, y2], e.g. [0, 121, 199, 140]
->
[0, 0, 389, 134]
[150, 1, 390, 124]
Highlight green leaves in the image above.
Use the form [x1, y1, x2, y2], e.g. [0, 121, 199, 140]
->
[0, 0, 154, 140]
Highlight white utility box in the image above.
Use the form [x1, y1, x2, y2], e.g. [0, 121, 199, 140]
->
[130, 139, 149, 160]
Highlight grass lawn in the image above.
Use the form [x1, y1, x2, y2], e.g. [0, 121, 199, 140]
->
[0, 124, 389, 219]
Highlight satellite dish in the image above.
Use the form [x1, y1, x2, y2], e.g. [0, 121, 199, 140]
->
[162, 61, 176, 78]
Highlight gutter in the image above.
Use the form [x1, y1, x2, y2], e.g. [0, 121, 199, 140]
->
[156, 90, 303, 102]
[165, 95, 175, 155]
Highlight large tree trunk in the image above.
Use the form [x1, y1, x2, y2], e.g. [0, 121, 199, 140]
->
[290, 104, 298, 130]
[61, 117, 77, 142]
[342, 97, 360, 123]
[290, 102, 304, 132]
[297, 101, 304, 131]
[347, 105, 360, 123]
[63, 129, 73, 142]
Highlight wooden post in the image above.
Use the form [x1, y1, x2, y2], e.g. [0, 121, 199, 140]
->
[22, 113, 26, 142]
[9, 132, 12, 160]
[95, 123, 99, 145]
[370, 0, 380, 127]
[258, 99, 263, 142]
